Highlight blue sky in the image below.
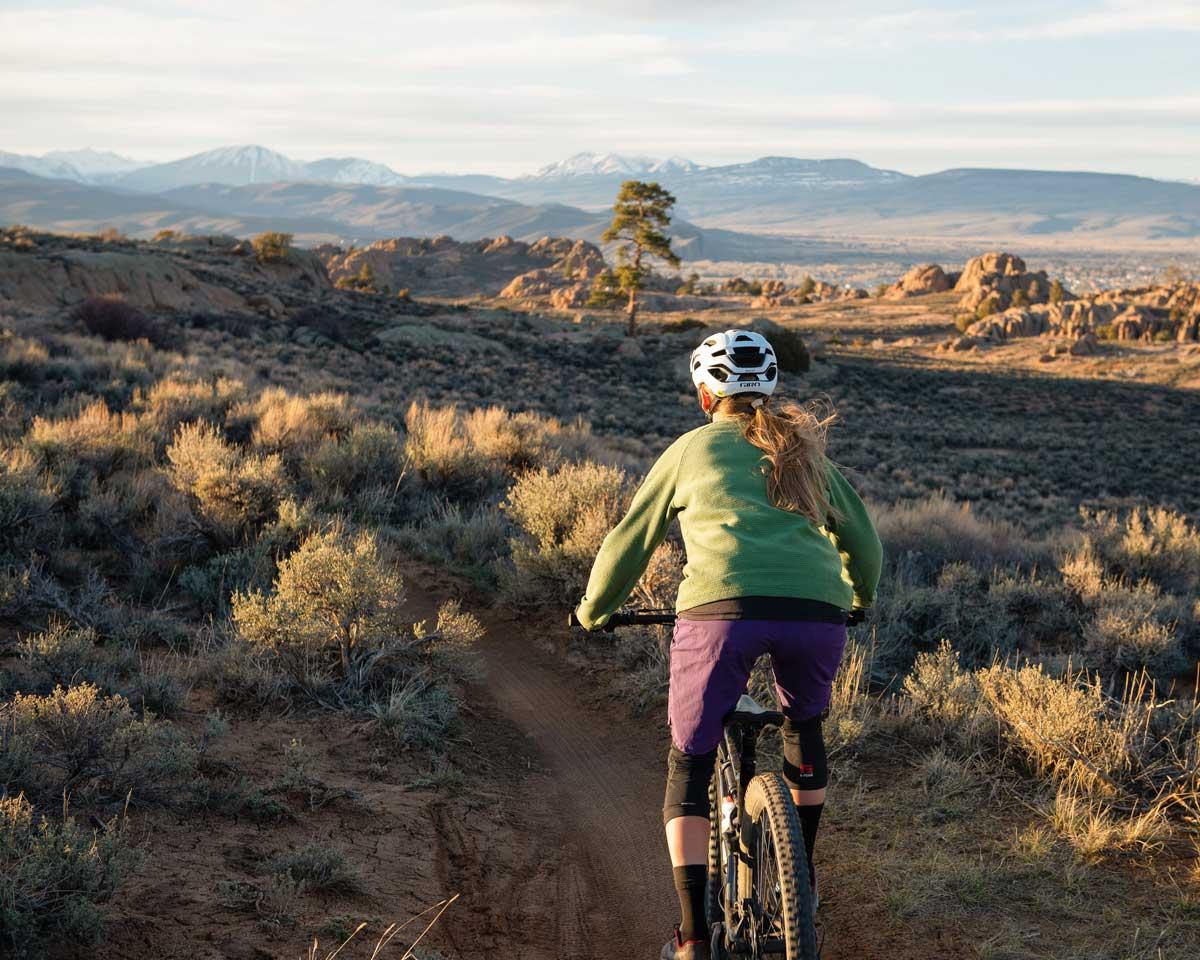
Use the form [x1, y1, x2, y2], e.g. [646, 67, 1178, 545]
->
[2, 0, 1198, 178]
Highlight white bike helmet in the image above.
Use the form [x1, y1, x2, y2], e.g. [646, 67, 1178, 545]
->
[690, 330, 778, 399]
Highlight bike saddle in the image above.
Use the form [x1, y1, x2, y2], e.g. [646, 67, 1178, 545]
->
[725, 694, 785, 731]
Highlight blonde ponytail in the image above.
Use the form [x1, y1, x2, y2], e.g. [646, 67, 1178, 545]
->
[712, 395, 841, 526]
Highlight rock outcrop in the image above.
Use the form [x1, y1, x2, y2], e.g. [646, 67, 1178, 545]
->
[955, 252, 1058, 314]
[0, 247, 248, 312]
[495, 239, 607, 309]
[885, 264, 954, 299]
[967, 280, 1200, 345]
[320, 235, 605, 299]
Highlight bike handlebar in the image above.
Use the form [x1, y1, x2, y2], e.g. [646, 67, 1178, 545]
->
[570, 607, 867, 631]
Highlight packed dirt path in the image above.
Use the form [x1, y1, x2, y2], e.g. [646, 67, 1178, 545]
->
[406, 565, 969, 960]
[403, 564, 675, 958]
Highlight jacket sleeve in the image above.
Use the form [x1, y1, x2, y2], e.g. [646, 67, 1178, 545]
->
[825, 463, 883, 609]
[575, 436, 688, 629]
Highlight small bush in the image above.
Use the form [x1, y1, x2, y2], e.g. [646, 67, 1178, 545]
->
[261, 843, 360, 893]
[252, 232, 293, 264]
[502, 461, 628, 603]
[768, 326, 810, 374]
[0, 447, 59, 563]
[27, 400, 154, 484]
[167, 422, 288, 545]
[18, 622, 117, 694]
[244, 388, 356, 458]
[0, 684, 197, 808]
[69, 297, 180, 350]
[135, 374, 247, 439]
[873, 495, 1036, 576]
[303, 422, 404, 504]
[231, 529, 406, 692]
[0, 793, 136, 958]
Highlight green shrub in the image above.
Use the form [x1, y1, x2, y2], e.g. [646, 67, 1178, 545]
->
[231, 529, 406, 691]
[0, 793, 136, 958]
[302, 422, 404, 505]
[769, 327, 811, 374]
[18, 622, 120, 694]
[954, 314, 975, 333]
[502, 461, 628, 603]
[252, 232, 293, 264]
[0, 684, 197, 808]
[261, 842, 360, 893]
[244, 388, 355, 457]
[0, 447, 59, 563]
[166, 422, 288, 545]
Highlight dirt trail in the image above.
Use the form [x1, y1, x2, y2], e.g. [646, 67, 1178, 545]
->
[406, 567, 965, 960]
[404, 566, 674, 958]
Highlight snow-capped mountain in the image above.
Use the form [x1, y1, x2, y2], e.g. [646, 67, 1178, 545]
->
[528, 152, 703, 180]
[42, 149, 146, 179]
[114, 145, 309, 192]
[0, 151, 83, 182]
[303, 157, 408, 186]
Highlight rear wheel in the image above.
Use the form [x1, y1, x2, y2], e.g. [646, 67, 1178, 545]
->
[743, 773, 816, 959]
[705, 778, 723, 927]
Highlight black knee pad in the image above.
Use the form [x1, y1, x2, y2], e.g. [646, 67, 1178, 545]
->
[663, 746, 717, 825]
[781, 715, 828, 791]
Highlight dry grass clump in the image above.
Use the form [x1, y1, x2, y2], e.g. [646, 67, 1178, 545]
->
[167, 422, 289, 545]
[0, 683, 197, 808]
[501, 461, 628, 604]
[243, 388, 356, 457]
[134, 374, 248, 439]
[403, 401, 597, 500]
[0, 793, 136, 958]
[893, 640, 1200, 855]
[27, 399, 154, 483]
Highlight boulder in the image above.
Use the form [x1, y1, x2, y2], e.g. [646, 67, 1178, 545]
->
[1069, 333, 1100, 356]
[885, 264, 951, 298]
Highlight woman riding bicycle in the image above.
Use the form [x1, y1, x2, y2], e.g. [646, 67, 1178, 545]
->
[574, 329, 882, 960]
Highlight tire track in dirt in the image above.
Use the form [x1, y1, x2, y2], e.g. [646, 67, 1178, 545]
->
[479, 616, 675, 956]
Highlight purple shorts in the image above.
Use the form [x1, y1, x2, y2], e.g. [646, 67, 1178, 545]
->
[667, 619, 848, 754]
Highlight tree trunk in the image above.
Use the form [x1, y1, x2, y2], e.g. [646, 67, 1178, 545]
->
[627, 245, 643, 336]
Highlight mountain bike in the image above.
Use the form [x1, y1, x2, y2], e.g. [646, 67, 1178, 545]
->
[585, 609, 862, 959]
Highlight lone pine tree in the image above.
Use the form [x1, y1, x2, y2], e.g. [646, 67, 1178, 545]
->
[600, 180, 680, 335]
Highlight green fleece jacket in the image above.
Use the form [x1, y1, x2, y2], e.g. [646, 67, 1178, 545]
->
[576, 418, 882, 629]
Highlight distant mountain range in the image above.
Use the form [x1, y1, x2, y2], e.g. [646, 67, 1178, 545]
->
[3, 144, 1200, 251]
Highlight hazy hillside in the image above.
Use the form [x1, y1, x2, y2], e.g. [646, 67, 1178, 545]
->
[8, 144, 1200, 246]
[0, 167, 826, 261]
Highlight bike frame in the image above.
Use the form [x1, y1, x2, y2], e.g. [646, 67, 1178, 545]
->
[715, 716, 783, 957]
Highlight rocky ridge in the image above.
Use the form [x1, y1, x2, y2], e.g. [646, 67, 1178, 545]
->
[318, 235, 606, 300]
[967, 281, 1200, 344]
